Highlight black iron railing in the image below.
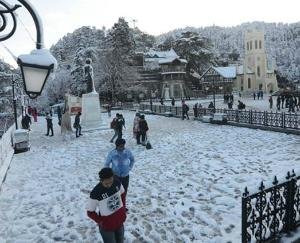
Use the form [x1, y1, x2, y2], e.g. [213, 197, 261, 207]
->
[242, 170, 300, 242]
[139, 104, 300, 130]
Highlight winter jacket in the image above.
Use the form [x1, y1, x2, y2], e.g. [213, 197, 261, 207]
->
[133, 117, 140, 133]
[87, 179, 126, 231]
[104, 149, 134, 177]
[139, 120, 149, 133]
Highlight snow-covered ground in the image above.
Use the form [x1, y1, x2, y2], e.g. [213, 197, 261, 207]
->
[0, 108, 299, 242]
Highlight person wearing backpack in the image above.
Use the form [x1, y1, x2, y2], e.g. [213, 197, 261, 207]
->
[110, 114, 119, 143]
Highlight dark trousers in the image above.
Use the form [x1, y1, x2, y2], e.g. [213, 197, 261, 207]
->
[117, 129, 123, 139]
[137, 131, 146, 144]
[115, 175, 129, 195]
[46, 125, 53, 136]
[76, 125, 81, 137]
[99, 225, 124, 243]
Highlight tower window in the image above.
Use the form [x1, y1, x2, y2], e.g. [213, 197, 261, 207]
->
[248, 78, 251, 88]
[257, 66, 260, 77]
[250, 41, 252, 50]
[259, 40, 262, 49]
[255, 40, 258, 49]
[247, 42, 249, 50]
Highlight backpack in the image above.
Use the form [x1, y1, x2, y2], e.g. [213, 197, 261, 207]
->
[110, 118, 117, 129]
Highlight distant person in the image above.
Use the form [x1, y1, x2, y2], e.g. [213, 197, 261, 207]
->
[133, 113, 140, 143]
[276, 96, 281, 110]
[107, 103, 112, 117]
[116, 114, 125, 140]
[87, 167, 126, 243]
[104, 138, 134, 196]
[137, 115, 149, 145]
[253, 92, 256, 100]
[208, 101, 214, 110]
[32, 107, 38, 122]
[45, 112, 54, 136]
[21, 113, 31, 130]
[237, 100, 245, 110]
[182, 101, 189, 120]
[73, 112, 82, 138]
[193, 103, 198, 118]
[171, 97, 175, 106]
[269, 96, 273, 109]
[110, 114, 119, 143]
[57, 106, 62, 126]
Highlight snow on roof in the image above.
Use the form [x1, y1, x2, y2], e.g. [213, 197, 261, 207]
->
[146, 48, 179, 59]
[159, 57, 187, 64]
[18, 49, 57, 69]
[213, 66, 236, 78]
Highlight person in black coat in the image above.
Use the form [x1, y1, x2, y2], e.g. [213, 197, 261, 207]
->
[137, 115, 149, 145]
[116, 114, 125, 139]
[21, 113, 31, 130]
[74, 112, 82, 137]
[45, 112, 54, 136]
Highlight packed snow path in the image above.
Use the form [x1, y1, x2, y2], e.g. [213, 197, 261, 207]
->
[0, 111, 299, 242]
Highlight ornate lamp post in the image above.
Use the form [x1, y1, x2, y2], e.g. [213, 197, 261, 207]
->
[0, 0, 57, 99]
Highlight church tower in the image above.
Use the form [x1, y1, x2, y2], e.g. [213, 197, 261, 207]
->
[243, 30, 278, 92]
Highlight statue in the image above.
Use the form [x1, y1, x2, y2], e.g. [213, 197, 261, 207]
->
[84, 58, 95, 93]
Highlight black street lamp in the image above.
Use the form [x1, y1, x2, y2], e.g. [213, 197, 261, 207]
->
[0, 0, 57, 99]
[11, 73, 18, 129]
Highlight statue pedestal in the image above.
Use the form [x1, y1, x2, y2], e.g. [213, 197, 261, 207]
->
[81, 92, 107, 131]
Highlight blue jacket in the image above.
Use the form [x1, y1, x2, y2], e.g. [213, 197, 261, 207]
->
[104, 149, 134, 177]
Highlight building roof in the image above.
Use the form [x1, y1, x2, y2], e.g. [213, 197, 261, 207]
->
[145, 48, 179, 59]
[213, 66, 236, 78]
[159, 58, 187, 64]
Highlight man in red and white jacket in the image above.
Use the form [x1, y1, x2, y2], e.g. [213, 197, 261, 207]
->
[87, 167, 126, 243]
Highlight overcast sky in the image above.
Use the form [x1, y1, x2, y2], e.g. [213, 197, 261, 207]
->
[0, 0, 299, 66]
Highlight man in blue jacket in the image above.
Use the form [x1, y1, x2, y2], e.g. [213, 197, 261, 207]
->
[104, 138, 134, 196]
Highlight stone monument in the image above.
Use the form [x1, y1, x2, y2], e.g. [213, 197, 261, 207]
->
[81, 58, 103, 130]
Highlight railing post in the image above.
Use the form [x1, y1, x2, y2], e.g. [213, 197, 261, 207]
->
[264, 111, 267, 126]
[282, 113, 286, 128]
[242, 187, 249, 243]
[249, 110, 252, 124]
[235, 110, 239, 122]
[285, 172, 296, 233]
[176, 107, 178, 116]
[159, 105, 161, 114]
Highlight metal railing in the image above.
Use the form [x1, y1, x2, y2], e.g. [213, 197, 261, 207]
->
[242, 170, 300, 242]
[139, 104, 300, 130]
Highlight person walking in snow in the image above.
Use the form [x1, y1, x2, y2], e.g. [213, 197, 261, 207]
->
[171, 97, 175, 106]
[87, 167, 126, 243]
[45, 112, 54, 136]
[269, 96, 273, 109]
[104, 138, 134, 196]
[137, 115, 149, 145]
[276, 96, 281, 110]
[73, 111, 82, 138]
[132, 112, 140, 143]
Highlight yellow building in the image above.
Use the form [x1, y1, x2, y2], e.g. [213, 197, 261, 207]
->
[235, 30, 278, 93]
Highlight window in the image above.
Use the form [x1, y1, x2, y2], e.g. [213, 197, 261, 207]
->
[241, 77, 244, 85]
[255, 40, 257, 49]
[259, 40, 262, 49]
[250, 41, 252, 50]
[247, 42, 249, 50]
[248, 78, 251, 88]
[257, 66, 260, 77]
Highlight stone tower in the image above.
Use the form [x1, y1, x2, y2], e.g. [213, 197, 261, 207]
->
[243, 30, 278, 93]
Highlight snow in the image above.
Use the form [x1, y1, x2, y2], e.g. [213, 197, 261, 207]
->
[18, 49, 57, 68]
[0, 107, 300, 242]
[213, 66, 236, 78]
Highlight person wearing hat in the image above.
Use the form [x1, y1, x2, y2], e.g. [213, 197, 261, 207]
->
[87, 167, 126, 243]
[104, 138, 134, 196]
